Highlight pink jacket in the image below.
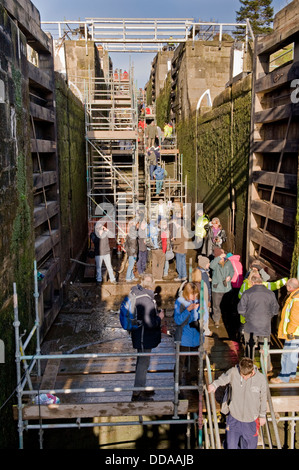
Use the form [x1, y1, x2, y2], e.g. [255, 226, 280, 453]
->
[228, 254, 243, 288]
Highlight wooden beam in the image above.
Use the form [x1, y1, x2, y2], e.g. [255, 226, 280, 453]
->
[34, 201, 59, 228]
[270, 396, 299, 413]
[30, 102, 55, 123]
[256, 18, 299, 56]
[34, 230, 60, 261]
[251, 199, 296, 227]
[254, 103, 299, 124]
[31, 139, 57, 153]
[14, 400, 189, 420]
[40, 353, 62, 390]
[250, 227, 293, 259]
[252, 171, 297, 190]
[253, 140, 299, 153]
[255, 62, 299, 94]
[33, 171, 57, 189]
[87, 130, 137, 140]
[28, 61, 54, 92]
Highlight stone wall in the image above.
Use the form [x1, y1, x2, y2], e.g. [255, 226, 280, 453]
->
[171, 40, 233, 122]
[55, 72, 87, 282]
[177, 74, 252, 260]
[0, 3, 35, 448]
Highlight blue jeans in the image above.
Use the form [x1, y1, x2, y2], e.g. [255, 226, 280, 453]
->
[95, 254, 115, 282]
[150, 165, 156, 180]
[126, 255, 137, 280]
[156, 179, 163, 195]
[278, 339, 299, 382]
[164, 259, 169, 276]
[175, 253, 187, 279]
[137, 251, 147, 274]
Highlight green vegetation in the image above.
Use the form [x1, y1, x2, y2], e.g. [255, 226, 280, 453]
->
[235, 0, 274, 38]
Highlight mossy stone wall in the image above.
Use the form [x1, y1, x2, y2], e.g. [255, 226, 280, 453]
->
[177, 75, 252, 260]
[0, 5, 35, 448]
[55, 73, 87, 281]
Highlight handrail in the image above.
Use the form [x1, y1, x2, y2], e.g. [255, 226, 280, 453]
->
[260, 345, 282, 449]
[204, 353, 222, 449]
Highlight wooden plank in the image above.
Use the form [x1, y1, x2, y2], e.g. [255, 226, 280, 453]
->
[30, 102, 55, 123]
[28, 61, 54, 91]
[40, 352, 61, 390]
[254, 103, 299, 124]
[34, 230, 60, 261]
[270, 396, 299, 413]
[33, 171, 57, 189]
[252, 171, 296, 190]
[253, 140, 299, 153]
[251, 199, 296, 227]
[34, 201, 59, 227]
[31, 138, 57, 153]
[14, 400, 189, 420]
[87, 130, 137, 140]
[250, 227, 293, 259]
[255, 62, 299, 94]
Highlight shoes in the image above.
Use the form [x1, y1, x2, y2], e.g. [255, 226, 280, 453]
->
[96, 281, 102, 285]
[270, 377, 286, 384]
[110, 280, 117, 284]
[214, 322, 220, 328]
[181, 277, 187, 281]
[205, 330, 213, 337]
[174, 277, 182, 282]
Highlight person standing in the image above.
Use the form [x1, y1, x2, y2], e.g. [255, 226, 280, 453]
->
[237, 274, 279, 370]
[150, 222, 165, 282]
[174, 282, 208, 388]
[153, 165, 167, 196]
[146, 120, 158, 148]
[208, 357, 267, 449]
[202, 217, 226, 258]
[271, 278, 299, 384]
[131, 274, 164, 401]
[93, 222, 116, 284]
[124, 220, 138, 282]
[136, 219, 148, 275]
[210, 248, 235, 327]
[171, 218, 188, 282]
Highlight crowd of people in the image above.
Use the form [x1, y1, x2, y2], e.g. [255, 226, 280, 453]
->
[90, 207, 299, 449]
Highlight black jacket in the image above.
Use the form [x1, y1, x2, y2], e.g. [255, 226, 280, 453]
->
[130, 285, 162, 350]
[237, 284, 279, 336]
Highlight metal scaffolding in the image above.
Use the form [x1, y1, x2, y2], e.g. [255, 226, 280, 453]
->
[12, 269, 222, 450]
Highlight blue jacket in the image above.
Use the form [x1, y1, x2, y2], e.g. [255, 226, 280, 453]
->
[174, 297, 208, 347]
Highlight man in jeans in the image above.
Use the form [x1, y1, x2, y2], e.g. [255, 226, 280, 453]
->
[93, 222, 116, 284]
[171, 218, 188, 282]
[271, 278, 299, 384]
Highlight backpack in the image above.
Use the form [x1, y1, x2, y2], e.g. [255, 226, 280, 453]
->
[119, 290, 152, 331]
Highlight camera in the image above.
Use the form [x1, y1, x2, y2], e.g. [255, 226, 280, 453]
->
[189, 320, 200, 331]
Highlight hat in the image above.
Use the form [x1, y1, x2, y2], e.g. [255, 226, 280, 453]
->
[197, 255, 209, 268]
[213, 247, 224, 258]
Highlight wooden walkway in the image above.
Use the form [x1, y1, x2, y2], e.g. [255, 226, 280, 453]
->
[15, 279, 299, 427]
[17, 307, 243, 421]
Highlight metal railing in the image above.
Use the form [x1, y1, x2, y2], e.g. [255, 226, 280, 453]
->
[40, 18, 254, 52]
[12, 270, 222, 449]
[260, 342, 299, 449]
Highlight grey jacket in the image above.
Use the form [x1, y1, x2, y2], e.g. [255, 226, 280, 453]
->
[211, 365, 267, 422]
[237, 284, 279, 336]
